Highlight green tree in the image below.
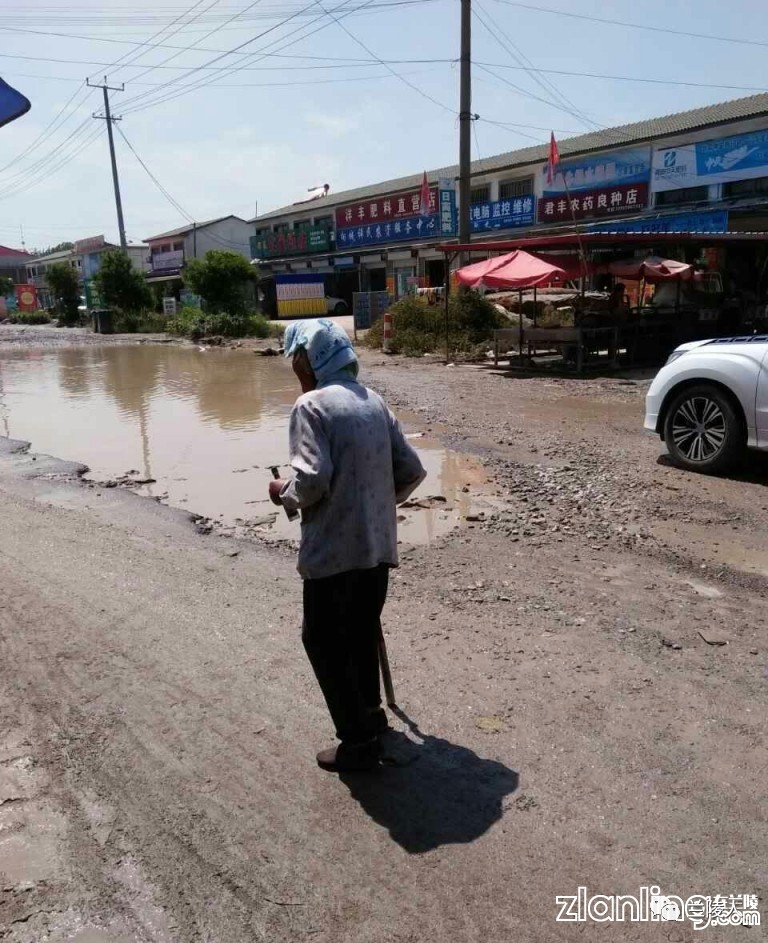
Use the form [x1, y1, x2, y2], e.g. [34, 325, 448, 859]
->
[183, 249, 254, 316]
[45, 262, 81, 325]
[0, 275, 14, 297]
[35, 241, 74, 256]
[93, 249, 152, 313]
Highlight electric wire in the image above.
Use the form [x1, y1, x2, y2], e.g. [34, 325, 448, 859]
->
[473, 1, 599, 131]
[116, 0, 392, 115]
[491, 0, 768, 50]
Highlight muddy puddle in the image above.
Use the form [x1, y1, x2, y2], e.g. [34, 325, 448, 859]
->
[0, 345, 495, 544]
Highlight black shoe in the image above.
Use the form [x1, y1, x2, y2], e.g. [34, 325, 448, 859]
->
[316, 739, 380, 773]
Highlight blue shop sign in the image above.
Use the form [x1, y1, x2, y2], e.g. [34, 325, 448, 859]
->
[337, 213, 442, 249]
[471, 196, 535, 232]
[589, 209, 728, 234]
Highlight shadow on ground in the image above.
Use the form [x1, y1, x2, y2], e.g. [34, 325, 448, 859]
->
[657, 450, 768, 485]
[340, 710, 519, 854]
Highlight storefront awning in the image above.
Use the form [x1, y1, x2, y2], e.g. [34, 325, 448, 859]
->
[440, 231, 768, 254]
[146, 273, 183, 283]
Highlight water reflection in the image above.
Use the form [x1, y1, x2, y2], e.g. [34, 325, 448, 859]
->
[0, 345, 488, 543]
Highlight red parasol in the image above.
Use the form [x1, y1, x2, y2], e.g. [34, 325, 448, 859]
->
[456, 249, 566, 290]
[607, 256, 693, 282]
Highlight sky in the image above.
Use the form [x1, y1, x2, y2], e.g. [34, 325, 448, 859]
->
[1, 0, 768, 251]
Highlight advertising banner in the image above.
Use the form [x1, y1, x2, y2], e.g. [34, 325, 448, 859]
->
[589, 209, 728, 234]
[275, 273, 325, 317]
[150, 249, 184, 274]
[471, 196, 535, 232]
[250, 226, 330, 259]
[538, 182, 648, 223]
[653, 129, 768, 192]
[84, 279, 102, 309]
[15, 283, 37, 312]
[74, 235, 106, 255]
[541, 147, 650, 195]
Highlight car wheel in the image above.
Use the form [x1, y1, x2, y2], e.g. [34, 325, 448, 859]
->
[334, 302, 347, 316]
[663, 384, 745, 474]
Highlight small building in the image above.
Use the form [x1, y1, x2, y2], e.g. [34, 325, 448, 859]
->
[143, 215, 253, 292]
[0, 244, 32, 286]
[26, 237, 148, 309]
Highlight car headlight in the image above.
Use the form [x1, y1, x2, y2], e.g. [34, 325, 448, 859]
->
[665, 350, 686, 366]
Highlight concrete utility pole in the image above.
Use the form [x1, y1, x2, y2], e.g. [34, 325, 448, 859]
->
[88, 77, 127, 249]
[458, 0, 472, 259]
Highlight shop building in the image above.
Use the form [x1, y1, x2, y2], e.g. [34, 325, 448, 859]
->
[143, 215, 252, 294]
[250, 93, 768, 304]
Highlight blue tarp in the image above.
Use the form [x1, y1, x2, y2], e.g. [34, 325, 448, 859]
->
[0, 78, 30, 129]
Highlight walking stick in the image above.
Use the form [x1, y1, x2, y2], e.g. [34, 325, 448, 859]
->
[377, 626, 396, 708]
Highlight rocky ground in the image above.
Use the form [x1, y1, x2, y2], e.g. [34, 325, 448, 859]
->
[1, 327, 766, 941]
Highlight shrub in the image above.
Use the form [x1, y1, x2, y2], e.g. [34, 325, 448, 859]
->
[113, 310, 168, 334]
[93, 249, 153, 313]
[9, 309, 51, 325]
[183, 251, 255, 316]
[166, 306, 278, 341]
[364, 291, 505, 357]
[45, 262, 80, 325]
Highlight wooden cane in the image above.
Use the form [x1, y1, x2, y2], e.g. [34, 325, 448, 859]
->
[377, 627, 396, 708]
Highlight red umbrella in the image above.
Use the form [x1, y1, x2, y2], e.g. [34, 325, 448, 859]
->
[607, 256, 692, 282]
[456, 250, 566, 289]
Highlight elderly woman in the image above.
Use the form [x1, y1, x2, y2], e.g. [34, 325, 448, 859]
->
[269, 319, 426, 772]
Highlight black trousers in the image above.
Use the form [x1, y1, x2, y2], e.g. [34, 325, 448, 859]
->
[302, 564, 389, 745]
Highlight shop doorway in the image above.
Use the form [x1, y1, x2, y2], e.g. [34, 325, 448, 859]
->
[425, 258, 446, 288]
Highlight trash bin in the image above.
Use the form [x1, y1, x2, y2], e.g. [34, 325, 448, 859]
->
[91, 308, 114, 334]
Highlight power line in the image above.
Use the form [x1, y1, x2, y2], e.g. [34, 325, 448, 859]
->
[305, 0, 455, 115]
[122, 0, 263, 86]
[6, 61, 768, 94]
[0, 67, 445, 89]
[117, 0, 394, 116]
[92, 0, 216, 83]
[0, 82, 93, 175]
[116, 124, 194, 221]
[491, 0, 768, 49]
[115, 0, 356, 112]
[473, 1, 599, 131]
[0, 125, 105, 202]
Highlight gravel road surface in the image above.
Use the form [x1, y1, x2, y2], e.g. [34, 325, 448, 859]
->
[1, 329, 766, 941]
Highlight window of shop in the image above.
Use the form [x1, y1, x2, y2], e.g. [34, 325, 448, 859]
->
[722, 176, 768, 199]
[470, 184, 490, 204]
[499, 178, 533, 199]
[655, 186, 709, 207]
[273, 223, 291, 234]
[173, 241, 184, 251]
[313, 215, 333, 229]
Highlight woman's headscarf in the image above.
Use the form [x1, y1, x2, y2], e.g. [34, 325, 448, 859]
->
[283, 318, 359, 386]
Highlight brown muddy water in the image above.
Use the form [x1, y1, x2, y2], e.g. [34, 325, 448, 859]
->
[0, 345, 493, 544]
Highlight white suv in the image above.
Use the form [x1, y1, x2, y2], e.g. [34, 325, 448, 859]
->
[644, 335, 768, 474]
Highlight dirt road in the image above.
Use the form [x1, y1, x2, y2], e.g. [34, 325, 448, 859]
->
[1, 333, 766, 941]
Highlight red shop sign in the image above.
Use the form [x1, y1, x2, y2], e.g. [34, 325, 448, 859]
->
[537, 181, 648, 223]
[335, 186, 438, 229]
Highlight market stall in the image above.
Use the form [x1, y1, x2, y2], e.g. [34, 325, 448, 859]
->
[442, 230, 768, 369]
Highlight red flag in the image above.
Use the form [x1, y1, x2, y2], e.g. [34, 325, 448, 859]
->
[419, 170, 431, 217]
[546, 132, 560, 186]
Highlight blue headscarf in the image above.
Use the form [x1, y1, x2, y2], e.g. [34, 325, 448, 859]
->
[283, 318, 359, 386]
